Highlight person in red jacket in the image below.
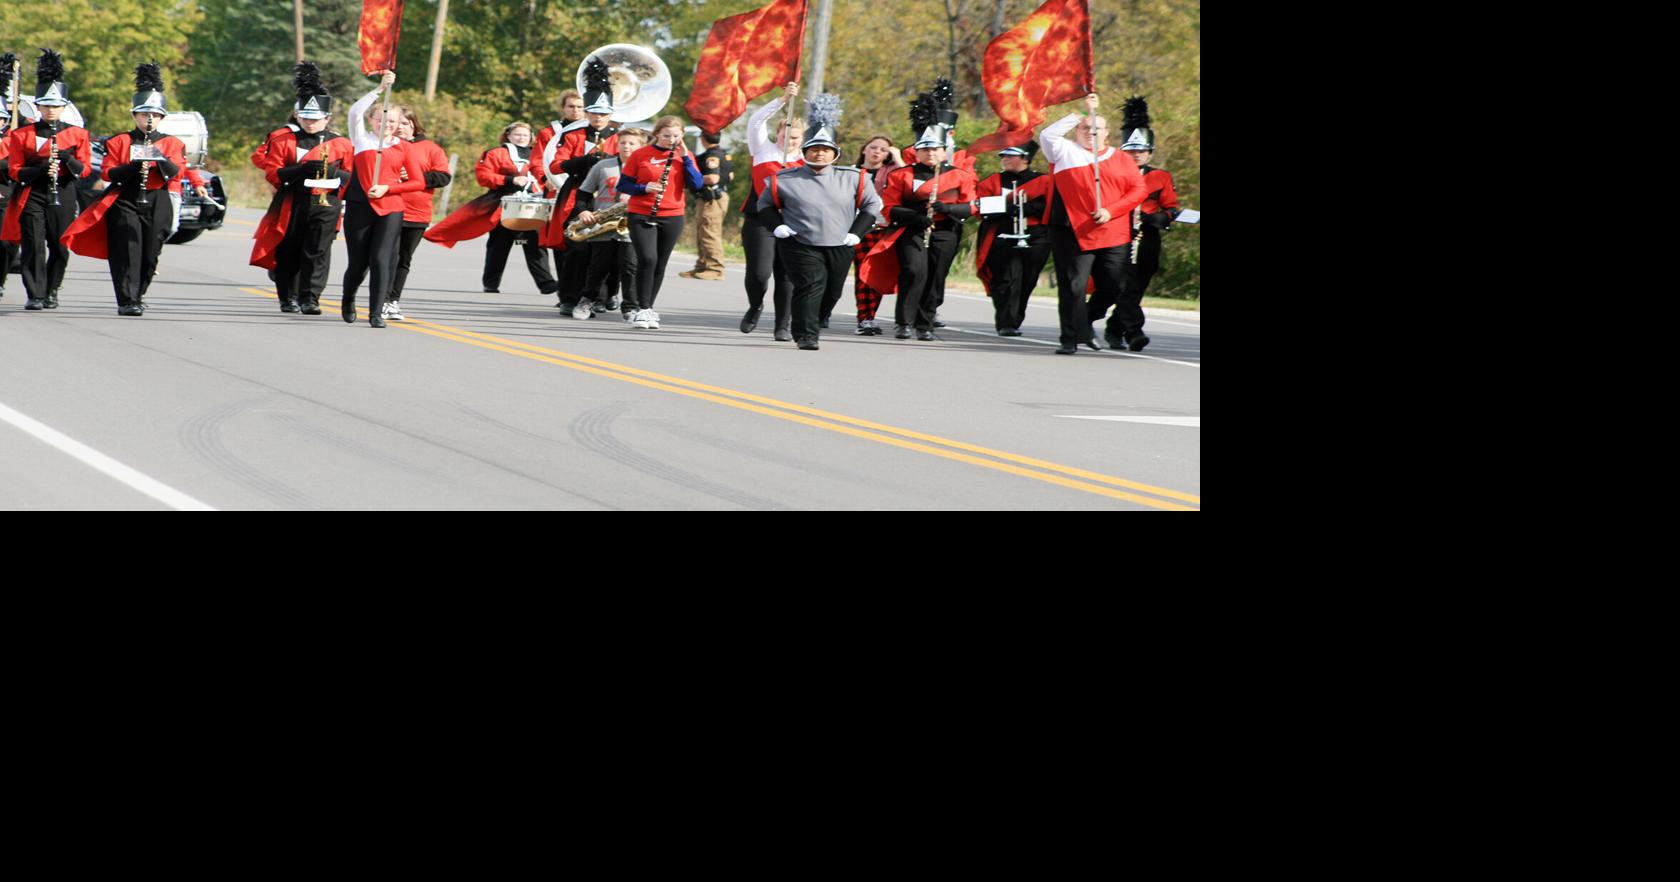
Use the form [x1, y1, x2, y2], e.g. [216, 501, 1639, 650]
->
[615, 115, 702, 329]
[545, 60, 620, 314]
[339, 70, 422, 328]
[1086, 95, 1180, 351]
[59, 63, 188, 315]
[248, 61, 354, 315]
[3, 50, 91, 311]
[974, 140, 1052, 336]
[373, 106, 449, 321]
[0, 53, 19, 301]
[1039, 93, 1148, 354]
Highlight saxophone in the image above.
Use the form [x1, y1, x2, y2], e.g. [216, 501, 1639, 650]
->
[566, 201, 628, 242]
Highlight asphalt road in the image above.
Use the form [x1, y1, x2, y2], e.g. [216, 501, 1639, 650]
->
[0, 206, 1200, 510]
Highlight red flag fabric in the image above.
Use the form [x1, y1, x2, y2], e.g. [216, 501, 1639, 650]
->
[358, 0, 405, 75]
[967, 0, 1093, 154]
[684, 0, 808, 135]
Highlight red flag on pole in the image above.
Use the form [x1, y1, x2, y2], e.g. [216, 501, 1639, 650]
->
[967, 0, 1094, 154]
[358, 0, 405, 75]
[684, 0, 809, 135]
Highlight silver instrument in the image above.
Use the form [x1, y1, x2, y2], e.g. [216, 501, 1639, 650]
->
[575, 44, 671, 123]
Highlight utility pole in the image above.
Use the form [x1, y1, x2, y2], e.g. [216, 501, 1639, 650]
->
[425, 0, 449, 101]
[294, 0, 305, 61]
[805, 0, 834, 95]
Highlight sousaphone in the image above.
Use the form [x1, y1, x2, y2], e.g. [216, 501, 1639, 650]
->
[575, 44, 670, 123]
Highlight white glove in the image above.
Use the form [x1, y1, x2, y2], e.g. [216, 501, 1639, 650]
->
[842, 233, 860, 247]
[773, 224, 795, 239]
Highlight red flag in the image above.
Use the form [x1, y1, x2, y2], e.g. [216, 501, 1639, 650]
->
[358, 0, 405, 75]
[967, 0, 1093, 154]
[684, 0, 808, 135]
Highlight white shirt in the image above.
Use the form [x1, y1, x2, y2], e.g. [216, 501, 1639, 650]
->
[747, 96, 802, 166]
[347, 88, 401, 154]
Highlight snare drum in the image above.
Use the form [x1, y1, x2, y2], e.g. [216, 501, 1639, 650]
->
[500, 194, 555, 231]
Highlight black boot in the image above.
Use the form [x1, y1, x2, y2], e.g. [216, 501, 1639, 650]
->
[773, 314, 792, 342]
[341, 293, 357, 324]
[740, 305, 762, 334]
[45, 289, 59, 309]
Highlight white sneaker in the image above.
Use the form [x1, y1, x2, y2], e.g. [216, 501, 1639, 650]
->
[387, 301, 405, 321]
[646, 310, 661, 329]
[379, 301, 393, 319]
[631, 309, 652, 329]
[572, 298, 594, 320]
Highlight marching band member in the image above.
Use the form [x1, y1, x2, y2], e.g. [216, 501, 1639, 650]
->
[974, 140, 1051, 336]
[248, 61, 353, 315]
[872, 78, 976, 341]
[755, 95, 882, 350]
[0, 53, 18, 301]
[340, 69, 423, 328]
[60, 62, 188, 316]
[526, 89, 583, 299]
[615, 115, 702, 330]
[3, 50, 90, 312]
[569, 127, 645, 321]
[1039, 93, 1148, 354]
[1085, 95, 1178, 351]
[849, 134, 902, 334]
[738, 81, 804, 340]
[547, 60, 619, 316]
[478, 122, 556, 297]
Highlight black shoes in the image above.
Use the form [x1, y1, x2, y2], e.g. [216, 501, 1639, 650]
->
[1085, 336, 1106, 351]
[932, 318, 945, 328]
[773, 316, 792, 342]
[998, 327, 1023, 337]
[797, 337, 819, 350]
[1104, 332, 1125, 350]
[484, 286, 500, 293]
[1055, 343, 1077, 354]
[341, 296, 357, 323]
[1124, 332, 1150, 352]
[118, 304, 143, 316]
[370, 314, 387, 328]
[740, 306, 762, 334]
[24, 298, 42, 310]
[280, 300, 300, 313]
[44, 290, 59, 309]
[819, 317, 830, 329]
[915, 328, 935, 341]
[895, 324, 911, 339]
[301, 301, 322, 315]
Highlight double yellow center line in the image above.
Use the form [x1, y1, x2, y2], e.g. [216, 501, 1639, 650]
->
[241, 287, 1200, 510]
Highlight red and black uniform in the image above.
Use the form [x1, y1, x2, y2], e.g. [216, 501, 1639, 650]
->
[0, 130, 17, 297]
[868, 160, 978, 333]
[60, 129, 186, 310]
[247, 124, 354, 311]
[544, 122, 619, 308]
[616, 143, 702, 313]
[425, 143, 556, 295]
[975, 169, 1052, 333]
[1038, 114, 1148, 349]
[390, 136, 450, 302]
[3, 119, 91, 306]
[1087, 162, 1179, 337]
[850, 163, 897, 327]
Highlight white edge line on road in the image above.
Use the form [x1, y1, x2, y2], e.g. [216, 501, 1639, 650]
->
[1055, 415, 1201, 427]
[0, 401, 217, 511]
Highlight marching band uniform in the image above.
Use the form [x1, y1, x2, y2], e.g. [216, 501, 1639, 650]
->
[248, 62, 353, 315]
[60, 63, 187, 315]
[974, 140, 1052, 335]
[572, 153, 638, 320]
[1038, 108, 1148, 354]
[3, 50, 91, 311]
[754, 95, 883, 350]
[476, 139, 557, 295]
[679, 133, 732, 280]
[1086, 96, 1177, 351]
[340, 80, 422, 328]
[739, 93, 803, 339]
[545, 62, 619, 313]
[616, 136, 702, 328]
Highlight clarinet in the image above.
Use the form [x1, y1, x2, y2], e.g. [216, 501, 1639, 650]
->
[1131, 205, 1143, 265]
[137, 116, 154, 206]
[48, 128, 60, 206]
[643, 144, 675, 227]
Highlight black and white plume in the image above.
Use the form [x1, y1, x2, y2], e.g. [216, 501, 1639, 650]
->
[583, 57, 614, 113]
[0, 52, 15, 99]
[292, 60, 332, 120]
[131, 59, 167, 114]
[1119, 95, 1155, 152]
[802, 92, 842, 150]
[36, 48, 64, 84]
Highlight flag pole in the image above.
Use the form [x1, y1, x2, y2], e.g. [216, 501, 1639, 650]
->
[780, 1, 811, 159]
[1083, 1, 1101, 218]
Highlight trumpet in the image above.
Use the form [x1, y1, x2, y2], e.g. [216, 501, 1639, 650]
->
[317, 142, 330, 206]
[566, 201, 628, 242]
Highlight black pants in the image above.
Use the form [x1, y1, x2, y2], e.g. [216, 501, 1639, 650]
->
[19, 189, 78, 300]
[1086, 225, 1157, 337]
[1050, 226, 1128, 346]
[740, 214, 790, 320]
[105, 192, 173, 308]
[894, 224, 960, 331]
[780, 240, 853, 342]
[275, 196, 340, 308]
[986, 225, 1051, 331]
[0, 241, 18, 294]
[342, 199, 403, 317]
[485, 225, 557, 294]
[390, 222, 426, 301]
[584, 238, 638, 310]
[628, 213, 683, 310]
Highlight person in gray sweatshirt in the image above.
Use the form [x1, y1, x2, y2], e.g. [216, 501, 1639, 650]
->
[755, 94, 883, 351]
